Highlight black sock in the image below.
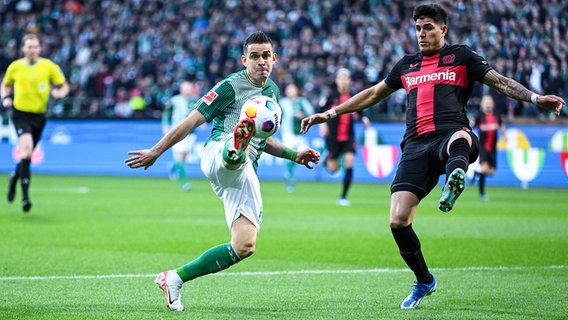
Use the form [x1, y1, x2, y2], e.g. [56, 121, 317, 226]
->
[13, 163, 21, 179]
[20, 158, 31, 201]
[9, 163, 20, 186]
[391, 224, 432, 284]
[445, 138, 470, 176]
[479, 173, 486, 195]
[341, 168, 353, 198]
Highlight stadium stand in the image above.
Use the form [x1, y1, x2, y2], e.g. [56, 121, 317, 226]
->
[0, 0, 566, 120]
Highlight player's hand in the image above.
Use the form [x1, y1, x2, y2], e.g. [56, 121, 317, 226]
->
[1, 97, 13, 108]
[295, 148, 320, 169]
[125, 149, 157, 170]
[301, 112, 329, 134]
[537, 95, 566, 116]
[51, 88, 66, 99]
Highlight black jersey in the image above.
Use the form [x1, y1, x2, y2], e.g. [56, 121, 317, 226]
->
[385, 44, 492, 144]
[473, 112, 503, 152]
[323, 90, 356, 143]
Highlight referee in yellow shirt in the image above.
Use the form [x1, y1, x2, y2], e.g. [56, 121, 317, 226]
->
[1, 34, 69, 212]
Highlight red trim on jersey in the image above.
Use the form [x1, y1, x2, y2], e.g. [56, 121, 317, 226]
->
[337, 93, 351, 142]
[481, 113, 498, 151]
[401, 54, 468, 135]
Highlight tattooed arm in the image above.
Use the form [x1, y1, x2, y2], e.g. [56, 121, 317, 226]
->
[482, 69, 565, 116]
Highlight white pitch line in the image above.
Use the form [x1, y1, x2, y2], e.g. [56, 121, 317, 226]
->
[0, 265, 565, 281]
[35, 186, 90, 194]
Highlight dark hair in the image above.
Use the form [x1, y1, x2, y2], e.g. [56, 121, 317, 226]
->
[412, 3, 447, 25]
[243, 31, 274, 54]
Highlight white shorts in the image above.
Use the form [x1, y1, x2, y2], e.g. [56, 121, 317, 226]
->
[200, 140, 263, 230]
[282, 133, 309, 151]
[172, 133, 197, 161]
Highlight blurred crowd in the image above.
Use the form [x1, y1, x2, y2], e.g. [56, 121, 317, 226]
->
[0, 0, 567, 120]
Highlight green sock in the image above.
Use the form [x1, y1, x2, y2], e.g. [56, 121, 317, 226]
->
[222, 141, 245, 165]
[176, 161, 187, 183]
[176, 243, 241, 282]
[286, 162, 295, 181]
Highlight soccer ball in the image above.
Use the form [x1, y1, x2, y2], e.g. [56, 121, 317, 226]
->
[240, 96, 282, 139]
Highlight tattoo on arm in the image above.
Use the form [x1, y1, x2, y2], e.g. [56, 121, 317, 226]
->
[482, 70, 532, 102]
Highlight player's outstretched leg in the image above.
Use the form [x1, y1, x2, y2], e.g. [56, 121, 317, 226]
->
[401, 275, 437, 309]
[155, 270, 185, 312]
[438, 168, 466, 212]
[222, 117, 255, 166]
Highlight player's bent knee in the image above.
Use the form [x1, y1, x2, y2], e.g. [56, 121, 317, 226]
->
[234, 242, 255, 259]
[390, 220, 410, 229]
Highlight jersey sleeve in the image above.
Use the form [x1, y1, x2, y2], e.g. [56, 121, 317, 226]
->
[302, 97, 315, 115]
[384, 59, 405, 90]
[49, 60, 66, 85]
[463, 46, 493, 82]
[2, 62, 16, 85]
[194, 81, 235, 123]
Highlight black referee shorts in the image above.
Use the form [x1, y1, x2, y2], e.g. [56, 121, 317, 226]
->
[11, 108, 47, 147]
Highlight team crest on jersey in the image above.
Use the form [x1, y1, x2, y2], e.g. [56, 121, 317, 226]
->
[442, 54, 455, 64]
[202, 90, 218, 105]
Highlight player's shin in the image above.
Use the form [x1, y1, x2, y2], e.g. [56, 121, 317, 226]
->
[391, 224, 433, 284]
[176, 242, 241, 282]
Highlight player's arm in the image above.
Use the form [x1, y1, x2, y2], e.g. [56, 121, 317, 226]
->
[1, 79, 13, 108]
[125, 109, 206, 170]
[51, 81, 69, 99]
[264, 137, 320, 169]
[301, 80, 395, 133]
[499, 117, 507, 143]
[482, 69, 565, 115]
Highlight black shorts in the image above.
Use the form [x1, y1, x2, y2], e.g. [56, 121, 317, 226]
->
[478, 148, 497, 168]
[391, 129, 479, 200]
[326, 137, 356, 160]
[11, 109, 47, 147]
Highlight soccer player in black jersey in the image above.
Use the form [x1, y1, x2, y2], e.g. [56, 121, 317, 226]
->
[320, 68, 370, 206]
[301, 3, 565, 309]
[471, 94, 506, 200]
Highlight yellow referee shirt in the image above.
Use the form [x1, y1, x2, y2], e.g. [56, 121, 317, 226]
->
[2, 58, 66, 114]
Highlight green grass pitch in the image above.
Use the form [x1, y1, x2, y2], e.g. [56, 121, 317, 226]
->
[0, 174, 566, 319]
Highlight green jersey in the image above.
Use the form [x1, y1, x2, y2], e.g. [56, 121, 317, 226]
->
[194, 70, 280, 169]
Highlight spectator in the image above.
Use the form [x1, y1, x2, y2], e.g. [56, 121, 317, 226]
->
[0, 1, 566, 120]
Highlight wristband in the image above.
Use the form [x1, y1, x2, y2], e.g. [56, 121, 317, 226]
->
[530, 93, 540, 104]
[326, 108, 337, 119]
[282, 147, 297, 161]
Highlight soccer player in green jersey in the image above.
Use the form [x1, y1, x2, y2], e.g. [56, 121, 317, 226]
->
[279, 82, 315, 192]
[1, 33, 69, 212]
[125, 31, 320, 312]
[161, 81, 200, 191]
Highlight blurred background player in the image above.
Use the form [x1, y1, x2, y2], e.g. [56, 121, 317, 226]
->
[1, 33, 69, 212]
[320, 68, 369, 206]
[279, 82, 315, 192]
[161, 81, 200, 191]
[471, 93, 506, 200]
